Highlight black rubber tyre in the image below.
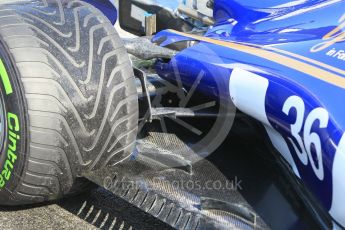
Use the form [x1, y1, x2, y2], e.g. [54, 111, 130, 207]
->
[0, 0, 138, 205]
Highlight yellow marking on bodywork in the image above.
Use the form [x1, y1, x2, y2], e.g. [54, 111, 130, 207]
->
[168, 30, 345, 89]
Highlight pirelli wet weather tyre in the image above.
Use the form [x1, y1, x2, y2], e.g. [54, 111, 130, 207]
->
[0, 0, 138, 205]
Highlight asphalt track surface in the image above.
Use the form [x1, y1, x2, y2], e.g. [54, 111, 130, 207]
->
[0, 187, 171, 230]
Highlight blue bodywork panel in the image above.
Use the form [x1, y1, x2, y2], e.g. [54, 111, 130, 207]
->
[83, 0, 117, 24]
[152, 0, 345, 226]
[90, 0, 345, 226]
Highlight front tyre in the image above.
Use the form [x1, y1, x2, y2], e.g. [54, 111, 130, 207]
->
[0, 0, 138, 205]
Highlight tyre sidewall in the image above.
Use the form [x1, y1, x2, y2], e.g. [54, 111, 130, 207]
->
[0, 40, 28, 194]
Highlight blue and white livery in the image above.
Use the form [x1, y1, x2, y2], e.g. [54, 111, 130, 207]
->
[151, 0, 345, 227]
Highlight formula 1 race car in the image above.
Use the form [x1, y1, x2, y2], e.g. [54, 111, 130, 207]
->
[0, 0, 344, 229]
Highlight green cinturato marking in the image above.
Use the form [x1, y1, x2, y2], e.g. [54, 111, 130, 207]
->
[0, 112, 20, 188]
[0, 59, 13, 95]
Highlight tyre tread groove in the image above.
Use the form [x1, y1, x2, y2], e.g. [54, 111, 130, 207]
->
[0, 0, 138, 205]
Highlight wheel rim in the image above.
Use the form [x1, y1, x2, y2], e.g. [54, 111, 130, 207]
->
[0, 90, 6, 154]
